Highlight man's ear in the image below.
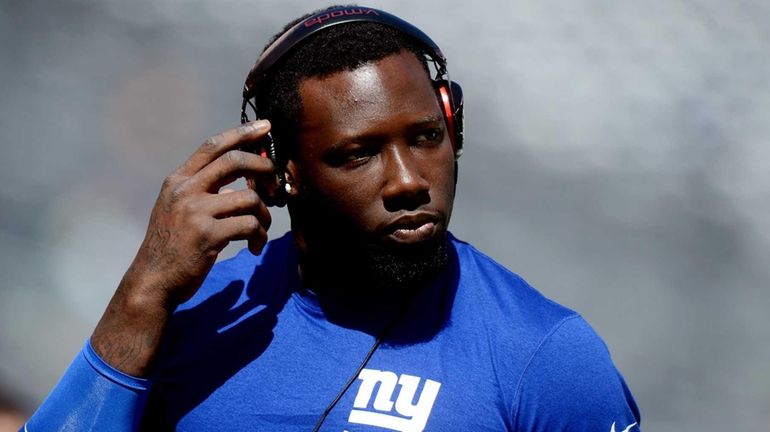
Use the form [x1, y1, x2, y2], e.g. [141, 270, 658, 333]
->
[284, 159, 300, 197]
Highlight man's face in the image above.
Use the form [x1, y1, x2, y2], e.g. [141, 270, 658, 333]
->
[287, 50, 456, 286]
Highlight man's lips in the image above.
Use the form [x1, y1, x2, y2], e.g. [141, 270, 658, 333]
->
[382, 212, 441, 243]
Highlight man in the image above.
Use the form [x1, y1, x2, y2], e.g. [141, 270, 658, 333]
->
[24, 5, 640, 431]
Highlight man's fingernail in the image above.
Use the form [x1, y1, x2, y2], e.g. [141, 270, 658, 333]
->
[240, 120, 267, 134]
[253, 119, 270, 130]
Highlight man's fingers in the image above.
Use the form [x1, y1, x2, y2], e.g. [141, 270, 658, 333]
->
[191, 149, 277, 193]
[176, 120, 271, 176]
[214, 215, 268, 251]
[202, 189, 272, 231]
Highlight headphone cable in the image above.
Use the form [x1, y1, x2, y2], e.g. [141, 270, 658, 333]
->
[311, 303, 409, 432]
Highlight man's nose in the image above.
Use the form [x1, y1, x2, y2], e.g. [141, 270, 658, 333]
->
[381, 144, 430, 211]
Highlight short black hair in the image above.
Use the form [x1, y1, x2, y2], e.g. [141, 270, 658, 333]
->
[252, 5, 432, 162]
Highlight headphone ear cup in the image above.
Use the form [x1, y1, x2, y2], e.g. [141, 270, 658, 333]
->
[434, 80, 464, 158]
[449, 81, 464, 157]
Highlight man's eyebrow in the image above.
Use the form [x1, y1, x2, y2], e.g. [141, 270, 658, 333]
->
[328, 136, 365, 152]
[412, 113, 444, 126]
[328, 113, 446, 151]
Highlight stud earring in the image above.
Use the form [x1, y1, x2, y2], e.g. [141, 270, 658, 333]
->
[284, 183, 292, 194]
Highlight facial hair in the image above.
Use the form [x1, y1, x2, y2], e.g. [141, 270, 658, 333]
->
[290, 181, 449, 296]
[362, 234, 448, 291]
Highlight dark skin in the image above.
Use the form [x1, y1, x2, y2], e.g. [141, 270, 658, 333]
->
[91, 121, 278, 375]
[91, 50, 456, 376]
[287, 52, 456, 314]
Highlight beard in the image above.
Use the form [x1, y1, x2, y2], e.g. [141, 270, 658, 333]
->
[290, 182, 450, 297]
[298, 218, 450, 296]
[362, 234, 448, 291]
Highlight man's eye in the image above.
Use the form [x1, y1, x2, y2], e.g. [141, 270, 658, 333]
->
[343, 149, 373, 166]
[415, 128, 442, 144]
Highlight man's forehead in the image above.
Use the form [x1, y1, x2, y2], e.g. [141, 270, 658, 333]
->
[303, 61, 391, 109]
[297, 51, 435, 113]
[293, 51, 443, 154]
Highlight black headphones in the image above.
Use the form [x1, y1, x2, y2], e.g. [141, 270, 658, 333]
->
[240, 5, 464, 196]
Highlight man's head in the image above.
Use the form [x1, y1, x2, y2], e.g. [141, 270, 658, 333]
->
[245, 6, 459, 293]
[245, 6, 458, 160]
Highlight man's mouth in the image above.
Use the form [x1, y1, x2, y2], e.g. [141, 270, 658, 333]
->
[383, 213, 440, 244]
[391, 221, 436, 242]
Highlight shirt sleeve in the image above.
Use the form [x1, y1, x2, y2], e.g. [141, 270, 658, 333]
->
[512, 315, 641, 432]
[23, 339, 152, 432]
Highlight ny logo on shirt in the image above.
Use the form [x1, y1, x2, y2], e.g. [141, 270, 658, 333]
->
[347, 368, 441, 432]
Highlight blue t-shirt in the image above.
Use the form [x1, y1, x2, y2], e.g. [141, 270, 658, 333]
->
[25, 232, 640, 432]
[146, 233, 640, 431]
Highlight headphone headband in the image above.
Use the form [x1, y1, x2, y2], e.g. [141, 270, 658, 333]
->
[240, 4, 464, 185]
[242, 6, 447, 100]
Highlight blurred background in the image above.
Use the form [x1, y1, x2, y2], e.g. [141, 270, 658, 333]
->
[1, 0, 769, 430]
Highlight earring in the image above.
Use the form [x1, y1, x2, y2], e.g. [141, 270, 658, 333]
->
[284, 183, 292, 194]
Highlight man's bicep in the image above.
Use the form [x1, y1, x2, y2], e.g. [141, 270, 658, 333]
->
[512, 316, 641, 432]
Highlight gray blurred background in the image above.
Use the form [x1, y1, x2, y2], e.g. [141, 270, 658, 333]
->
[1, 0, 769, 430]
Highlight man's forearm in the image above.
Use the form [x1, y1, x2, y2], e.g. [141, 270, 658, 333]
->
[25, 121, 276, 429]
[90, 269, 174, 377]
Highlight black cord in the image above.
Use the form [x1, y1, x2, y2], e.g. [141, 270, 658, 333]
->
[311, 308, 407, 432]
[311, 332, 385, 432]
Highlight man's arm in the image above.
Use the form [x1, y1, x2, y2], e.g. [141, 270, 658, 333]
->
[512, 315, 641, 432]
[92, 119, 276, 376]
[24, 120, 278, 431]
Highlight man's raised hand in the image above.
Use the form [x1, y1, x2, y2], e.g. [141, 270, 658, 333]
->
[91, 120, 278, 376]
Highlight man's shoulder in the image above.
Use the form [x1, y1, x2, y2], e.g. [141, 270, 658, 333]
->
[449, 234, 578, 331]
[449, 236, 641, 429]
